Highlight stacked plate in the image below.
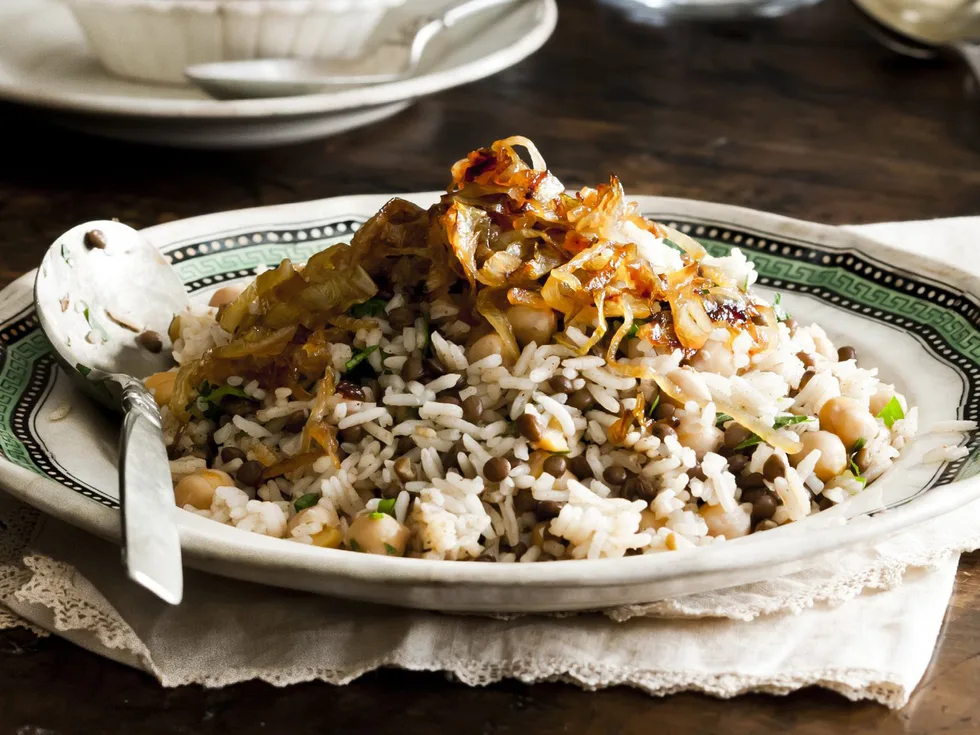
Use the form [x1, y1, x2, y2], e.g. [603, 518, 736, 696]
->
[0, 0, 557, 148]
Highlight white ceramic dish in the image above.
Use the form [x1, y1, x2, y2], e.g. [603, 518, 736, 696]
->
[64, 0, 407, 84]
[0, 0, 557, 147]
[5, 193, 979, 612]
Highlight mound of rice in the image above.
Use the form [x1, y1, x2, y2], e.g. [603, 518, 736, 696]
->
[147, 137, 957, 563]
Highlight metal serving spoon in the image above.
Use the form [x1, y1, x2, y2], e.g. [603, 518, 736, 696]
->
[850, 0, 980, 83]
[34, 221, 189, 604]
[185, 0, 527, 99]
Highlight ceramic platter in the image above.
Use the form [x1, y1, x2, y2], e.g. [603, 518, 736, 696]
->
[2, 194, 978, 612]
[0, 0, 557, 148]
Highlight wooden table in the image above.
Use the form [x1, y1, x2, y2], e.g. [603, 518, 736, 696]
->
[2, 0, 980, 731]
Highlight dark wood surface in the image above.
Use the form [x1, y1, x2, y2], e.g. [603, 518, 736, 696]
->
[2, 0, 980, 731]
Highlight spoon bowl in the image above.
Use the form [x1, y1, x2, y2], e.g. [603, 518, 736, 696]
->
[34, 221, 189, 604]
[185, 0, 526, 99]
[850, 0, 980, 81]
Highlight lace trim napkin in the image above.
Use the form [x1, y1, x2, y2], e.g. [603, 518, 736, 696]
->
[1, 216, 978, 708]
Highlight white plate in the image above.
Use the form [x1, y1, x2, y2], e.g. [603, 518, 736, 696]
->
[4, 194, 979, 612]
[0, 0, 557, 148]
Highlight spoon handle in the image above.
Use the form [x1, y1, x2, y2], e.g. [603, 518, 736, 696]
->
[117, 376, 183, 604]
[952, 42, 980, 88]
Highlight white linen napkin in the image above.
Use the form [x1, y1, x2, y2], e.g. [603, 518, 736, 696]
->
[2, 216, 979, 708]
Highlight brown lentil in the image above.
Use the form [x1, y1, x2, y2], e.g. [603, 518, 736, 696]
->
[726, 454, 749, 475]
[516, 413, 543, 442]
[568, 455, 593, 479]
[651, 423, 677, 440]
[514, 490, 537, 514]
[339, 424, 366, 444]
[483, 456, 511, 483]
[462, 395, 484, 423]
[220, 446, 246, 463]
[783, 317, 798, 335]
[336, 380, 365, 401]
[283, 411, 307, 433]
[137, 330, 163, 353]
[837, 345, 857, 362]
[509, 542, 529, 559]
[655, 403, 676, 420]
[724, 423, 753, 449]
[796, 351, 815, 369]
[549, 375, 574, 394]
[84, 229, 107, 249]
[437, 395, 461, 407]
[762, 454, 785, 482]
[387, 307, 416, 330]
[567, 389, 594, 411]
[237, 460, 264, 487]
[536, 500, 564, 520]
[749, 491, 778, 522]
[797, 369, 816, 392]
[393, 457, 415, 483]
[542, 455, 567, 477]
[396, 436, 414, 455]
[741, 472, 766, 489]
[603, 465, 628, 486]
[423, 356, 445, 377]
[401, 356, 424, 381]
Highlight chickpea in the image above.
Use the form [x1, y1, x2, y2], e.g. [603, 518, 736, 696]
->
[675, 420, 723, 460]
[467, 332, 515, 367]
[700, 503, 752, 539]
[870, 384, 904, 416]
[310, 526, 343, 549]
[287, 504, 330, 535]
[347, 513, 410, 556]
[174, 468, 233, 510]
[688, 339, 737, 377]
[208, 284, 245, 308]
[145, 370, 176, 407]
[506, 305, 556, 348]
[819, 396, 877, 450]
[791, 430, 847, 482]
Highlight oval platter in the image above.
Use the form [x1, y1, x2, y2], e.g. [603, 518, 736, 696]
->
[2, 193, 978, 612]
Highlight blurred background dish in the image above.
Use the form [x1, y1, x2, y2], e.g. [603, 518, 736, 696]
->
[0, 0, 556, 147]
[63, 0, 409, 84]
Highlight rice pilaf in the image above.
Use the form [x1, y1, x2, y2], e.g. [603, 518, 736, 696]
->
[149, 137, 931, 562]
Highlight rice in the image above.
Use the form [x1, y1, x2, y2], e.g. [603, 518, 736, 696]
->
[158, 138, 971, 564]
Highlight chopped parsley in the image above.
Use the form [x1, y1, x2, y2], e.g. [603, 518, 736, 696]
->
[772, 293, 791, 322]
[876, 396, 905, 428]
[646, 393, 661, 418]
[419, 317, 430, 352]
[76, 363, 91, 377]
[377, 498, 397, 517]
[368, 511, 386, 520]
[60, 242, 73, 266]
[384, 543, 399, 555]
[625, 320, 641, 338]
[773, 414, 812, 429]
[344, 344, 378, 373]
[194, 381, 252, 419]
[293, 493, 320, 512]
[715, 412, 733, 427]
[734, 415, 813, 450]
[848, 437, 867, 483]
[349, 297, 387, 318]
[349, 539, 362, 553]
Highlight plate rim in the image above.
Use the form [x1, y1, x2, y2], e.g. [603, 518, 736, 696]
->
[3, 192, 978, 601]
[0, 0, 557, 119]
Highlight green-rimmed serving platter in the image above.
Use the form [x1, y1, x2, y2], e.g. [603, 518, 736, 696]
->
[0, 193, 976, 612]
